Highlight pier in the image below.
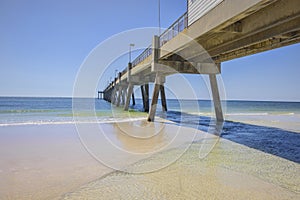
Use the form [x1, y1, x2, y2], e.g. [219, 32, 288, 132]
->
[101, 0, 300, 122]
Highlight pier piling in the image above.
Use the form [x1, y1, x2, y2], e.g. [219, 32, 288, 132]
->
[124, 84, 134, 111]
[209, 74, 224, 122]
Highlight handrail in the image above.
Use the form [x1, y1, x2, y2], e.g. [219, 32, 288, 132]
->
[131, 12, 188, 67]
[132, 45, 152, 67]
[159, 12, 188, 47]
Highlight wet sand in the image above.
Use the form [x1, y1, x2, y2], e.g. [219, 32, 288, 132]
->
[62, 133, 300, 199]
[0, 121, 299, 199]
[0, 120, 206, 199]
[0, 124, 111, 199]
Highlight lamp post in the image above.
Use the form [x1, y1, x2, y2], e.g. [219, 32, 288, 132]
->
[129, 43, 135, 63]
[158, 0, 161, 35]
[115, 69, 118, 78]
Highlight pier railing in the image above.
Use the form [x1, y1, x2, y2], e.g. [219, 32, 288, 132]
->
[132, 45, 152, 67]
[131, 12, 188, 68]
[159, 12, 188, 47]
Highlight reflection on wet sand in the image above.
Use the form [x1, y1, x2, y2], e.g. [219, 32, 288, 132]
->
[77, 120, 215, 173]
[113, 120, 168, 153]
[62, 128, 300, 200]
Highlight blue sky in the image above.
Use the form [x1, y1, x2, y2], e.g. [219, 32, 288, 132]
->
[0, 0, 299, 101]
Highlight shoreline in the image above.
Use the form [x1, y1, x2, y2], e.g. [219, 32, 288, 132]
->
[0, 120, 211, 199]
[0, 119, 299, 199]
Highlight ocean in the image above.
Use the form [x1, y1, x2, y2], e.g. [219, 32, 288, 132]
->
[1, 97, 300, 164]
[1, 97, 300, 126]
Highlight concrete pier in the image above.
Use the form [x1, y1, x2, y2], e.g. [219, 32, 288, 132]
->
[100, 0, 300, 123]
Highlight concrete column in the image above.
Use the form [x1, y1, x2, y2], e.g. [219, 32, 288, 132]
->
[148, 73, 163, 122]
[160, 85, 167, 112]
[111, 87, 117, 105]
[148, 35, 161, 122]
[116, 86, 122, 107]
[132, 92, 136, 106]
[124, 84, 134, 111]
[107, 90, 111, 103]
[116, 72, 122, 106]
[141, 85, 146, 110]
[144, 84, 149, 112]
[121, 86, 126, 105]
[106, 91, 109, 102]
[209, 74, 224, 122]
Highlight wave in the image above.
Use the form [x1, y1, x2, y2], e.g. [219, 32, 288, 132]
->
[226, 113, 269, 116]
[0, 109, 60, 114]
[0, 117, 147, 127]
[226, 112, 295, 116]
[185, 112, 271, 116]
[185, 112, 296, 116]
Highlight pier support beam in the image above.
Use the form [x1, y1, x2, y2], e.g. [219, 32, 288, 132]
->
[121, 86, 126, 105]
[116, 86, 122, 107]
[141, 85, 146, 110]
[160, 85, 167, 112]
[141, 84, 149, 112]
[148, 35, 164, 122]
[124, 84, 134, 111]
[111, 87, 117, 105]
[144, 84, 149, 112]
[148, 73, 164, 122]
[209, 74, 224, 122]
[132, 92, 135, 106]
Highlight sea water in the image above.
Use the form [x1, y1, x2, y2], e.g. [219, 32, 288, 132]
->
[1, 97, 299, 163]
[1, 97, 300, 126]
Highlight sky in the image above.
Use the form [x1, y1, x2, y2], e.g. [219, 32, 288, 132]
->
[0, 0, 299, 101]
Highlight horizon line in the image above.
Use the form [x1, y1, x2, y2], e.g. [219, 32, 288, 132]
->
[0, 96, 300, 103]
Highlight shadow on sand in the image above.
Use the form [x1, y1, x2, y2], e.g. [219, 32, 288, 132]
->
[157, 110, 300, 164]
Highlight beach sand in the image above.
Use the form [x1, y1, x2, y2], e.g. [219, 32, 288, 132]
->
[0, 124, 110, 200]
[0, 121, 299, 199]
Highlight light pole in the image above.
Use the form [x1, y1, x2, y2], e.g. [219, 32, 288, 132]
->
[158, 0, 161, 35]
[129, 43, 135, 63]
[115, 69, 118, 78]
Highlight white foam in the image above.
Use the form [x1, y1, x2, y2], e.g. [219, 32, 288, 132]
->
[226, 113, 269, 116]
[278, 112, 295, 116]
[0, 117, 147, 127]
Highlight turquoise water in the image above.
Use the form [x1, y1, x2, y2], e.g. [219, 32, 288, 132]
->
[0, 97, 299, 163]
[0, 97, 300, 125]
